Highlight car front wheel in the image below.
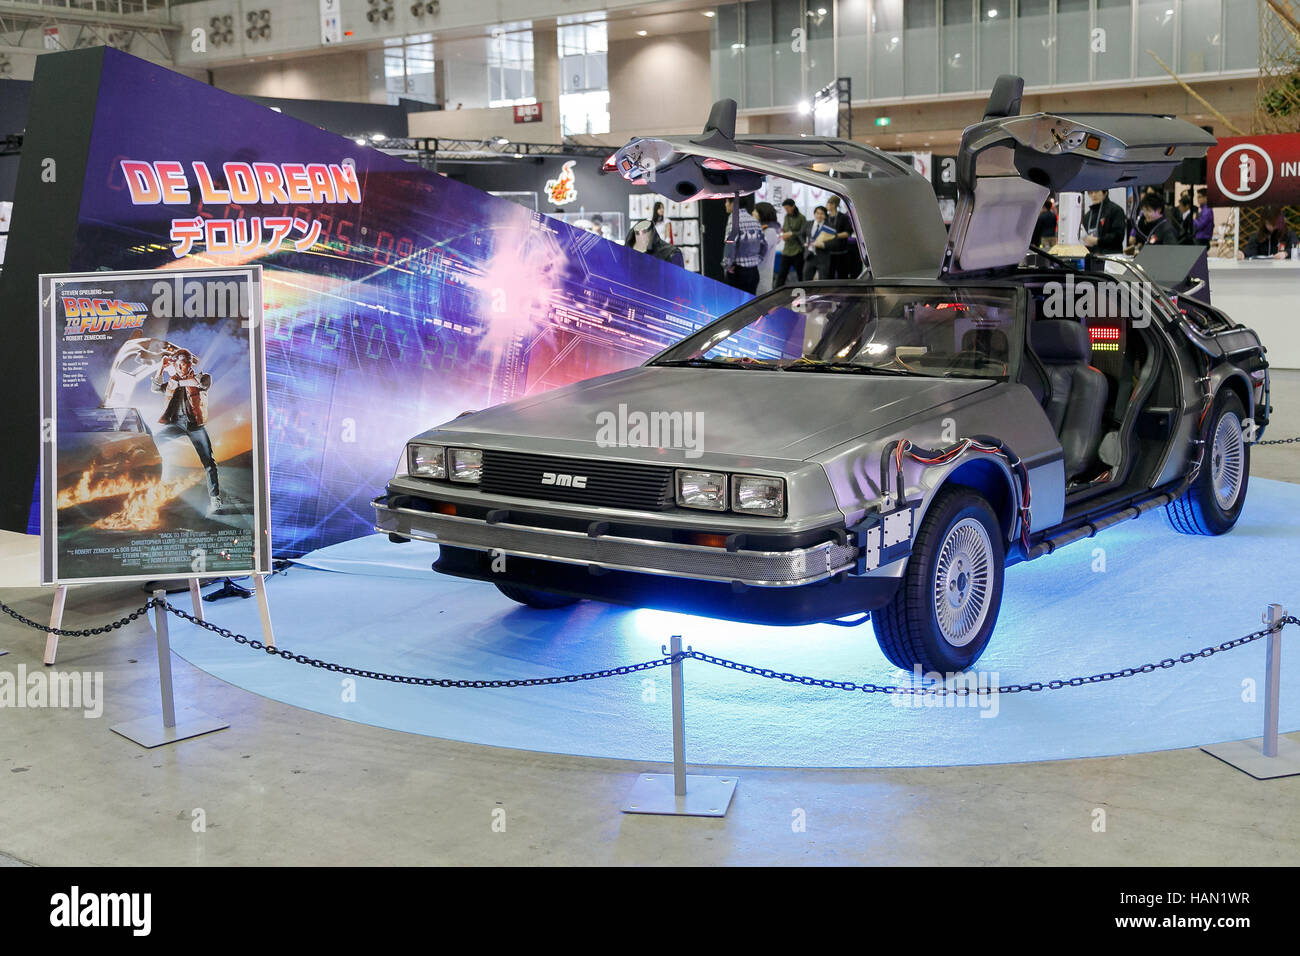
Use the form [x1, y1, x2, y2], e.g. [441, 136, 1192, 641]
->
[494, 582, 580, 610]
[872, 486, 1006, 673]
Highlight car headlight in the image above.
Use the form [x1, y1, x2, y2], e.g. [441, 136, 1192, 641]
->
[408, 443, 446, 480]
[448, 447, 483, 483]
[675, 470, 727, 511]
[732, 475, 786, 517]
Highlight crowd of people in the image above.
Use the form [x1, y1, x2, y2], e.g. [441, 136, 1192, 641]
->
[626, 182, 1295, 286]
[721, 195, 864, 293]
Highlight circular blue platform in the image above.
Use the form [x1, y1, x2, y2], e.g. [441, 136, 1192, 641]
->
[168, 478, 1300, 768]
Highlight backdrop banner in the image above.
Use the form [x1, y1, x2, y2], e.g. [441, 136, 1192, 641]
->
[2, 47, 749, 555]
[39, 266, 270, 585]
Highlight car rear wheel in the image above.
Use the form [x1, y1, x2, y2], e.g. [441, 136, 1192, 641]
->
[495, 582, 580, 610]
[1166, 390, 1250, 536]
[872, 486, 1005, 673]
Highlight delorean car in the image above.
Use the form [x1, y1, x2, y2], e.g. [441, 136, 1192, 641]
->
[374, 76, 1270, 672]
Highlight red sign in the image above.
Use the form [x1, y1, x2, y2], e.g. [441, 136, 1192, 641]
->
[1206, 133, 1300, 206]
[513, 103, 543, 124]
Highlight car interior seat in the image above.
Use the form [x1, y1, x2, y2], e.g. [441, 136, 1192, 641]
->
[1030, 319, 1107, 481]
[958, 328, 1010, 371]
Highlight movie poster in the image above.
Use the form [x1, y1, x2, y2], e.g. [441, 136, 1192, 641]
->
[39, 266, 270, 584]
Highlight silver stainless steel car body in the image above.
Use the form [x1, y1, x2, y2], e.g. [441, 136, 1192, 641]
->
[374, 76, 1269, 663]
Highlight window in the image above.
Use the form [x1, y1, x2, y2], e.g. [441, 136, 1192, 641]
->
[1096, 0, 1134, 81]
[383, 34, 435, 106]
[1180, 0, 1223, 74]
[488, 24, 535, 107]
[1056, 0, 1091, 83]
[1017, 0, 1052, 87]
[871, 0, 904, 98]
[942, 0, 974, 93]
[657, 286, 1018, 382]
[978, 1, 1013, 90]
[904, 0, 938, 96]
[558, 17, 609, 135]
[1136, 0, 1176, 78]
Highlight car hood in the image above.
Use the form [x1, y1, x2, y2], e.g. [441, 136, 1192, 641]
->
[426, 367, 992, 463]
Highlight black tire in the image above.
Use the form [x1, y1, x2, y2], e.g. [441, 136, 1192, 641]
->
[872, 486, 1006, 673]
[1166, 390, 1250, 536]
[494, 582, 580, 610]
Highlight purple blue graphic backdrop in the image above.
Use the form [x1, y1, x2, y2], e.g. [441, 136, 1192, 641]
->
[62, 50, 749, 555]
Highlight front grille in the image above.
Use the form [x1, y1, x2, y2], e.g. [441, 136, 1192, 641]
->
[480, 449, 674, 511]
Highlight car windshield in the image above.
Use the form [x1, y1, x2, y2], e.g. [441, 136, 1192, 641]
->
[651, 286, 1020, 380]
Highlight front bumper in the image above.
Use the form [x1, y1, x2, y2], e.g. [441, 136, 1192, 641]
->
[373, 493, 860, 587]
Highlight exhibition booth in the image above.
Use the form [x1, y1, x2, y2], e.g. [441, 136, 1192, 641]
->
[1, 48, 1298, 805]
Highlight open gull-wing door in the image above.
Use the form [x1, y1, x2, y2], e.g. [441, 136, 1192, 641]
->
[942, 75, 1217, 277]
[606, 99, 948, 279]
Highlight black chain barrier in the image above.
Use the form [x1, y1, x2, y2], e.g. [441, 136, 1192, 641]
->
[0, 597, 155, 638]
[1, 593, 1293, 698]
[1255, 435, 1300, 446]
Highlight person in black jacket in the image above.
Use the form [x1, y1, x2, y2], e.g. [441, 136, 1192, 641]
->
[1137, 194, 1180, 246]
[1237, 206, 1299, 259]
[1175, 193, 1196, 244]
[625, 219, 684, 267]
[824, 195, 859, 278]
[1081, 190, 1126, 255]
[1031, 198, 1057, 249]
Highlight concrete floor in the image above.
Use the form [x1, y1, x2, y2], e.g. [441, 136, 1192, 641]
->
[0, 371, 1297, 866]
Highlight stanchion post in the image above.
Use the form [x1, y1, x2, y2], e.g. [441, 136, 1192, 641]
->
[109, 592, 229, 749]
[622, 634, 737, 817]
[1203, 603, 1300, 779]
[152, 590, 177, 729]
[44, 584, 67, 666]
[669, 633, 687, 797]
[1262, 603, 1283, 758]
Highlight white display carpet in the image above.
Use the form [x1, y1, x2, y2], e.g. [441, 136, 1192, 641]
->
[165, 478, 1300, 768]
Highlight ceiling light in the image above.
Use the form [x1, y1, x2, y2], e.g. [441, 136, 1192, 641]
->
[817, 6, 827, 14]
[371, 133, 387, 142]
[988, 8, 998, 17]
[798, 100, 811, 114]
[354, 138, 366, 146]
[731, 42, 745, 49]
[702, 10, 715, 17]
[636, 29, 647, 36]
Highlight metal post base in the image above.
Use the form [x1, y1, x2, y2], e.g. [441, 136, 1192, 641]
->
[110, 710, 229, 749]
[1202, 736, 1300, 780]
[622, 773, 737, 817]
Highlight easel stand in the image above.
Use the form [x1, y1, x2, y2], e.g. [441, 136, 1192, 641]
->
[1203, 604, 1300, 779]
[109, 589, 229, 748]
[44, 574, 275, 664]
[623, 635, 737, 817]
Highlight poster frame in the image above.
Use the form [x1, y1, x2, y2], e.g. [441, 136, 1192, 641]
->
[38, 264, 271, 586]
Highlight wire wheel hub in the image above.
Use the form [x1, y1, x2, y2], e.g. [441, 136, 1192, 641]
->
[1211, 410, 1245, 511]
[932, 517, 992, 648]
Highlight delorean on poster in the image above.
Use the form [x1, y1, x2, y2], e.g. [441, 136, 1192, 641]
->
[39, 266, 271, 585]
